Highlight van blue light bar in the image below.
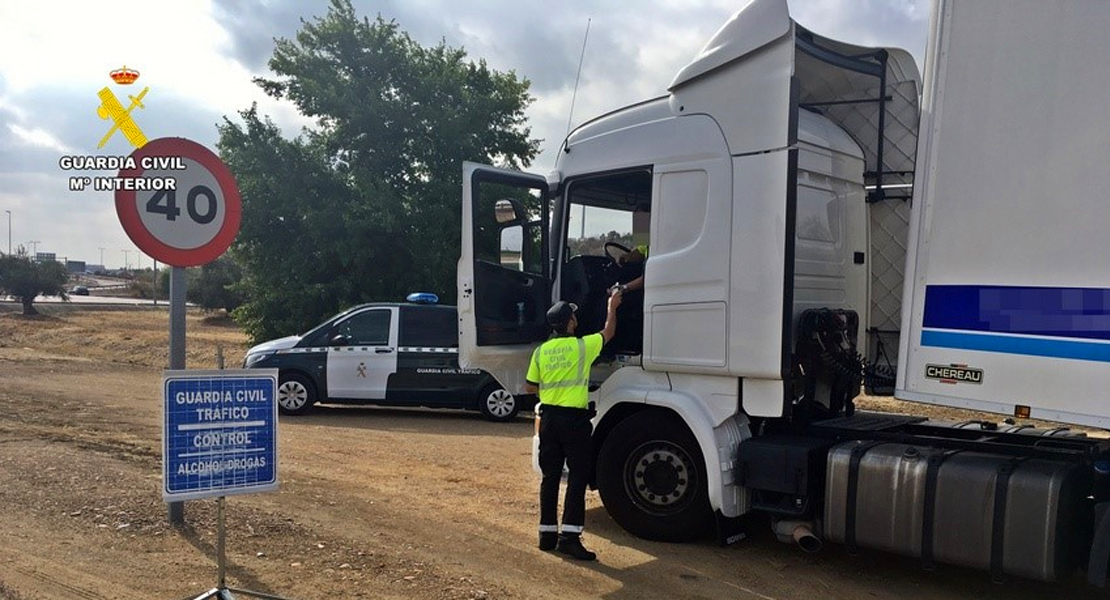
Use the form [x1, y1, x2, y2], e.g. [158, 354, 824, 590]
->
[406, 292, 439, 304]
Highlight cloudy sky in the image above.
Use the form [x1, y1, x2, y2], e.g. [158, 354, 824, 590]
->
[0, 0, 928, 269]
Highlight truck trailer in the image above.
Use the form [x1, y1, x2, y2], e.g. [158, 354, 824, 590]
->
[457, 0, 1110, 585]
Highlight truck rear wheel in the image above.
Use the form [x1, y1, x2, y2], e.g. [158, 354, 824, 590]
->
[596, 410, 712, 541]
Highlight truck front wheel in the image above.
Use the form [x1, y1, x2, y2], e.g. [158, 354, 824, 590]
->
[596, 410, 712, 541]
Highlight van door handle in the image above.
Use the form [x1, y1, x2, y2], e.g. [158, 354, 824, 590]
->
[375, 348, 393, 354]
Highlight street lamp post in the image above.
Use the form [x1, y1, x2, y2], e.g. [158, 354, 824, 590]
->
[121, 249, 132, 270]
[98, 247, 105, 267]
[27, 240, 40, 256]
[4, 210, 10, 255]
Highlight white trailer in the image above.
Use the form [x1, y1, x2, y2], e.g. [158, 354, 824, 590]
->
[457, 0, 1110, 586]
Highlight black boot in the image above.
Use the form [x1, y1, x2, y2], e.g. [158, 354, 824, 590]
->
[538, 531, 558, 551]
[557, 534, 596, 561]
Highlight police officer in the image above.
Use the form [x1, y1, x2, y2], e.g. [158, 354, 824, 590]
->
[524, 291, 622, 560]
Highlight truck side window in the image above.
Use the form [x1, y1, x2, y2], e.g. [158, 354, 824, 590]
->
[560, 169, 652, 347]
[336, 310, 391, 346]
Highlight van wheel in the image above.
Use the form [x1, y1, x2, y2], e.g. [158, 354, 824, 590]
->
[596, 410, 712, 541]
[277, 373, 317, 416]
[478, 384, 518, 422]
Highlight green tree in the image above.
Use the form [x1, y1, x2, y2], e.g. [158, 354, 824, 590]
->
[189, 257, 243, 312]
[0, 250, 69, 315]
[220, 0, 539, 342]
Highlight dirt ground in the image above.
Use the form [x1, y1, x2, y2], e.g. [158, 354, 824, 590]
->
[0, 305, 1106, 600]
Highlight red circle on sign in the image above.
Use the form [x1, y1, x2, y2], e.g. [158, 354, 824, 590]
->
[115, 137, 241, 267]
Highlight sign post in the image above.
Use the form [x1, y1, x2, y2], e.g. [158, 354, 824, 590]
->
[168, 266, 187, 525]
[114, 137, 243, 525]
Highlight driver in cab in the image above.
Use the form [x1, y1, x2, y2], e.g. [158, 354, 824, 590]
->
[617, 244, 648, 293]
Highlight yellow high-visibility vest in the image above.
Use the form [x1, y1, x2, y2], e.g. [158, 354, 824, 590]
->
[526, 333, 603, 408]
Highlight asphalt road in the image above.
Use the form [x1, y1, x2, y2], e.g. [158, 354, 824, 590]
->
[1, 294, 163, 306]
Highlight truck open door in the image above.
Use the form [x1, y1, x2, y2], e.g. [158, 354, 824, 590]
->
[458, 162, 552, 392]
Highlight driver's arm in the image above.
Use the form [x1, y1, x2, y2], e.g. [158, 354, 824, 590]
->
[624, 275, 644, 292]
[601, 290, 623, 344]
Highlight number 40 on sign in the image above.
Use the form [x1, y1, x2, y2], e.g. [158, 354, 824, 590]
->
[115, 137, 242, 268]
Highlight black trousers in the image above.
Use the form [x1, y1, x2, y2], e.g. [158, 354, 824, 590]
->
[538, 404, 594, 535]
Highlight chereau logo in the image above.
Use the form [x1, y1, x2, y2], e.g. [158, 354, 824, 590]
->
[925, 364, 984, 385]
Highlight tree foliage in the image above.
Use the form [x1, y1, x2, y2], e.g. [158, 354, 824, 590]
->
[568, 232, 635, 258]
[0, 250, 69, 315]
[220, 0, 539, 342]
[189, 257, 244, 312]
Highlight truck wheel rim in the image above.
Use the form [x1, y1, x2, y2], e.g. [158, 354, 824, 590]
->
[278, 381, 307, 410]
[624, 441, 696, 515]
[486, 388, 514, 417]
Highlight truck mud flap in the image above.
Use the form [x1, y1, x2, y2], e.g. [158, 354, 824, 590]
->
[715, 509, 748, 546]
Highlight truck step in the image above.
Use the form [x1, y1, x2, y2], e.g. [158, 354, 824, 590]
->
[812, 412, 925, 432]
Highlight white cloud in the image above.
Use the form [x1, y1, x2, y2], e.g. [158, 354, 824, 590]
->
[8, 124, 72, 153]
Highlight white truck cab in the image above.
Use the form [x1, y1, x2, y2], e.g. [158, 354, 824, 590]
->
[459, 0, 918, 537]
[459, 0, 1110, 586]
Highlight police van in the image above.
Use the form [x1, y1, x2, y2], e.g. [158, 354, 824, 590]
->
[243, 294, 523, 421]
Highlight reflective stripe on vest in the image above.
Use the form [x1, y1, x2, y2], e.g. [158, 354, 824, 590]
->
[537, 338, 586, 390]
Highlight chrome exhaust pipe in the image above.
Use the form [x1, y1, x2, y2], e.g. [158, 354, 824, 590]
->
[772, 520, 823, 554]
[792, 523, 823, 553]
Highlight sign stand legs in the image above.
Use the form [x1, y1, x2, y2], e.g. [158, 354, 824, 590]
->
[217, 496, 227, 591]
[179, 496, 299, 600]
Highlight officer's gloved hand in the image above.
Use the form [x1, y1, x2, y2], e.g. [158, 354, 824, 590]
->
[587, 401, 597, 419]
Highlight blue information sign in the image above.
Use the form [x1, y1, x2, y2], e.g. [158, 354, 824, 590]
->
[163, 369, 278, 501]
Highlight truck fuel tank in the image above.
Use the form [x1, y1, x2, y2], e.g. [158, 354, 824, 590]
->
[824, 441, 1088, 582]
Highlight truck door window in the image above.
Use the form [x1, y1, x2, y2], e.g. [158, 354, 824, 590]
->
[470, 172, 549, 346]
[475, 185, 543, 275]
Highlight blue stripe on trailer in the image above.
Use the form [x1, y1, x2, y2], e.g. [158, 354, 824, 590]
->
[923, 285, 1110, 342]
[921, 329, 1110, 363]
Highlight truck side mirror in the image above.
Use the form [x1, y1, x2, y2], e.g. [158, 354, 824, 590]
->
[494, 198, 525, 224]
[499, 225, 524, 271]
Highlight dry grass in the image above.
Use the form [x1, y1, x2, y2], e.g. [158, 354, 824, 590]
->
[0, 304, 249, 369]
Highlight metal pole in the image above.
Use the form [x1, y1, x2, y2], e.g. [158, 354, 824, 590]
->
[168, 265, 187, 526]
[4, 210, 10, 255]
[217, 496, 227, 589]
[153, 259, 158, 306]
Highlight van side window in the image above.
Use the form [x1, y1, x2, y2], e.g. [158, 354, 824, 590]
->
[400, 307, 458, 348]
[336, 309, 391, 346]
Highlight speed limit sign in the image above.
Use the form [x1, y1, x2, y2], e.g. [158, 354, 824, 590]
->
[115, 137, 241, 267]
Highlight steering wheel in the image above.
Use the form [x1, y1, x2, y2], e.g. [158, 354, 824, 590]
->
[604, 241, 632, 263]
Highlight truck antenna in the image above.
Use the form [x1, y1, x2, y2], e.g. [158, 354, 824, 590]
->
[564, 18, 592, 146]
